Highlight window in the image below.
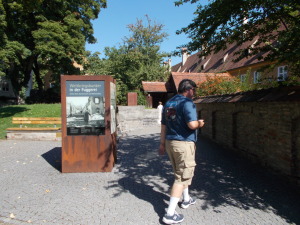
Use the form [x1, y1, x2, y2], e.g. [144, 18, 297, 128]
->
[278, 66, 288, 81]
[0, 78, 9, 92]
[243, 49, 249, 57]
[253, 71, 261, 84]
[240, 74, 246, 83]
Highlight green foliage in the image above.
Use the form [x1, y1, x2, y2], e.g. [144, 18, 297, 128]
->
[84, 15, 169, 105]
[116, 80, 129, 106]
[25, 88, 61, 104]
[0, 103, 61, 139]
[83, 52, 109, 75]
[19, 87, 27, 101]
[137, 90, 147, 106]
[197, 76, 241, 96]
[0, 0, 106, 95]
[0, 0, 6, 55]
[175, 0, 300, 75]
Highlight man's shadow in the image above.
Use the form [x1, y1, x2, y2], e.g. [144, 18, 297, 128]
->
[118, 177, 169, 222]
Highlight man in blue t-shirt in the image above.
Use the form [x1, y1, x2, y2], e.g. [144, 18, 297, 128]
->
[159, 79, 205, 224]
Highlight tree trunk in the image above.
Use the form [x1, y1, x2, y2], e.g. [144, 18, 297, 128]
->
[22, 56, 35, 89]
[32, 58, 44, 91]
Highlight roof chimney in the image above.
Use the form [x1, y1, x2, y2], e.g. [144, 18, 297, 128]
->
[168, 58, 172, 71]
[243, 15, 248, 37]
[181, 48, 189, 65]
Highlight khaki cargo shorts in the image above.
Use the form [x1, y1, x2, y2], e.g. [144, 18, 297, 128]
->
[166, 140, 196, 186]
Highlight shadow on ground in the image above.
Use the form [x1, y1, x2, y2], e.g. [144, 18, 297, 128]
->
[42, 147, 62, 172]
[107, 133, 173, 221]
[194, 136, 300, 224]
[0, 106, 29, 118]
[110, 132, 300, 224]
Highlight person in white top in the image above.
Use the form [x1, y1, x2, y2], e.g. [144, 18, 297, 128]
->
[157, 101, 163, 124]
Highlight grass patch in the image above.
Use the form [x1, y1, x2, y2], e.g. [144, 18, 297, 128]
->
[0, 104, 61, 139]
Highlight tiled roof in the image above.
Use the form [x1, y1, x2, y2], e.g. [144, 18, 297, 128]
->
[194, 85, 300, 103]
[142, 81, 169, 92]
[172, 38, 270, 73]
[172, 63, 182, 72]
[142, 31, 280, 94]
[171, 72, 230, 91]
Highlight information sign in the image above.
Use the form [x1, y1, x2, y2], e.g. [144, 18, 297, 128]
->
[66, 80, 105, 135]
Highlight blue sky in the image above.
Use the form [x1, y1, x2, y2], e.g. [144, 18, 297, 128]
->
[85, 0, 206, 66]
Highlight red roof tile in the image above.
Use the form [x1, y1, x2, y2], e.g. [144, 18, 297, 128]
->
[171, 72, 230, 91]
[172, 38, 270, 74]
[142, 81, 168, 92]
[172, 22, 289, 74]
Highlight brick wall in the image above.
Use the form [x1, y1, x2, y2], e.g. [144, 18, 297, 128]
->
[195, 86, 300, 185]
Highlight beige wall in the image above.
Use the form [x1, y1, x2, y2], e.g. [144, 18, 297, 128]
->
[228, 62, 291, 83]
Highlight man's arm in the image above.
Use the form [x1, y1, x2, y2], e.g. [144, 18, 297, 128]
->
[187, 119, 205, 130]
[159, 124, 166, 155]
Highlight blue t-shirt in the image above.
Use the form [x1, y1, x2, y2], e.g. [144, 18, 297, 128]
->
[161, 94, 197, 142]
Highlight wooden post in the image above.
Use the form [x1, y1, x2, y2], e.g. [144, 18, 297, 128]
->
[127, 92, 137, 106]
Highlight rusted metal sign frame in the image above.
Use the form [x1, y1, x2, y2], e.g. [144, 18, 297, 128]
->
[61, 75, 117, 173]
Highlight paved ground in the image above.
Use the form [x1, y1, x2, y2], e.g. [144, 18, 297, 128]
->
[0, 126, 300, 225]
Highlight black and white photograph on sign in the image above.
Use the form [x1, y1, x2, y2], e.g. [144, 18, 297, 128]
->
[66, 80, 105, 135]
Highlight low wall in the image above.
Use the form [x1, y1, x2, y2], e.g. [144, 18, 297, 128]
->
[6, 130, 61, 141]
[117, 106, 160, 134]
[195, 86, 300, 185]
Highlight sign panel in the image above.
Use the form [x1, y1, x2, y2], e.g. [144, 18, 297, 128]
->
[110, 82, 117, 134]
[66, 80, 105, 135]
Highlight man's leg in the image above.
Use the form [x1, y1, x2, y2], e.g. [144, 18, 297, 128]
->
[182, 186, 190, 202]
[163, 140, 187, 224]
[163, 183, 185, 224]
[166, 183, 185, 216]
[181, 185, 196, 208]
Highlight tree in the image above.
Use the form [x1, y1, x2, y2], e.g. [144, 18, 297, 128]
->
[0, 0, 107, 96]
[83, 52, 109, 75]
[0, 0, 6, 77]
[84, 15, 169, 105]
[175, 0, 300, 74]
[120, 15, 169, 89]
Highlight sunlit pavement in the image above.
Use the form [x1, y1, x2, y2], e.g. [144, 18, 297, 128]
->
[0, 125, 299, 225]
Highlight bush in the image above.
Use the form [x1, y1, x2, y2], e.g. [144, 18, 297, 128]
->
[137, 90, 146, 106]
[116, 80, 129, 105]
[197, 76, 242, 96]
[25, 88, 61, 104]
